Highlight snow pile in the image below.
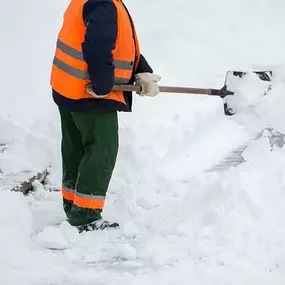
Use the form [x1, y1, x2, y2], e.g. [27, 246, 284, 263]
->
[0, 192, 59, 285]
[23, 78, 285, 285]
[0, 0, 66, 187]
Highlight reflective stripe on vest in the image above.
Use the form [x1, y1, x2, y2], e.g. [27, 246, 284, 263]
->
[54, 40, 133, 84]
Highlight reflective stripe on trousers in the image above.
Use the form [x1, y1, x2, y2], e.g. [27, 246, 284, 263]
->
[62, 186, 105, 210]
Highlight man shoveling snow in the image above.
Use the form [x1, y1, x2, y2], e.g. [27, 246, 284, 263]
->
[50, 0, 161, 233]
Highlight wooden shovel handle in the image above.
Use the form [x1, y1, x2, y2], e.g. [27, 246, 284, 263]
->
[160, 86, 211, 95]
[113, 84, 212, 95]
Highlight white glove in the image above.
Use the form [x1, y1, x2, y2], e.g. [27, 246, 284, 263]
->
[135, 73, 161, 97]
[86, 83, 108, 98]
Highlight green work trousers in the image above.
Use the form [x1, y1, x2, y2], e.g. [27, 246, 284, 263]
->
[59, 108, 118, 226]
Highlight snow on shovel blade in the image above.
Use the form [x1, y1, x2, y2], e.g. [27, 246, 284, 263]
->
[223, 71, 273, 115]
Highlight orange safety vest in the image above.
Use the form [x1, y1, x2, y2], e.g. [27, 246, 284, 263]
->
[50, 0, 140, 105]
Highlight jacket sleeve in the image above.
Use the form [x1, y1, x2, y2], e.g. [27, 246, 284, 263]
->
[82, 0, 117, 95]
[136, 54, 153, 74]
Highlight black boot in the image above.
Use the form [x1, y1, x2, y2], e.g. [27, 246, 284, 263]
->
[77, 219, 119, 233]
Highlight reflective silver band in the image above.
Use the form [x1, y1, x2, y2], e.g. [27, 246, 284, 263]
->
[53, 57, 90, 80]
[54, 56, 130, 85]
[56, 39, 133, 71]
[113, 60, 133, 71]
[62, 186, 75, 193]
[57, 39, 84, 61]
[75, 192, 105, 200]
[114, 77, 130, 84]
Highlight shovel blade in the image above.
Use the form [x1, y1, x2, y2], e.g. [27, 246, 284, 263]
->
[223, 70, 273, 116]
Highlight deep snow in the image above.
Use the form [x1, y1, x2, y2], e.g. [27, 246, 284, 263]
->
[1, 0, 285, 284]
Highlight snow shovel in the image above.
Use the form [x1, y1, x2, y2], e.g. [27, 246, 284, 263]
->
[112, 70, 273, 116]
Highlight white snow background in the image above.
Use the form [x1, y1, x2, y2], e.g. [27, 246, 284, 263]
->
[1, 0, 285, 284]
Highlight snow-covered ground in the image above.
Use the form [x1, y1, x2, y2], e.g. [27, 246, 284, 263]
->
[1, 0, 285, 284]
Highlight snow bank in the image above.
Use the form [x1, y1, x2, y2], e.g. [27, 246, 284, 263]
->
[0, 0, 66, 187]
[0, 192, 59, 285]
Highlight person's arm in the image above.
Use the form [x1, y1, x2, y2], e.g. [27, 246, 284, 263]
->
[136, 54, 153, 74]
[82, 0, 117, 96]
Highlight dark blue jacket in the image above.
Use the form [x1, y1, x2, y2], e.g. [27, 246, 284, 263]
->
[53, 0, 153, 112]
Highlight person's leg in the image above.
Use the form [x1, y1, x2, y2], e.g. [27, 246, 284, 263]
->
[67, 111, 119, 228]
[58, 108, 84, 218]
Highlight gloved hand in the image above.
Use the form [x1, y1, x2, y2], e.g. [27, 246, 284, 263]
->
[86, 83, 108, 98]
[135, 73, 161, 97]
